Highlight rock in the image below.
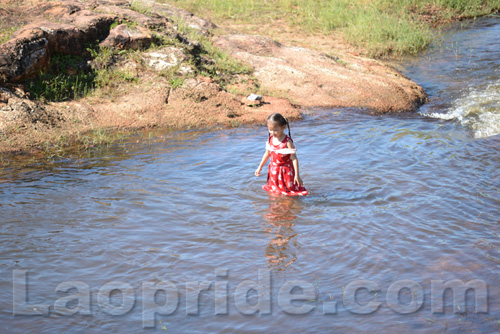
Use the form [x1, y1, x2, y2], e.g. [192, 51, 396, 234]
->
[0, 86, 61, 131]
[0, 0, 216, 83]
[132, 0, 216, 35]
[179, 78, 221, 102]
[241, 96, 262, 106]
[247, 93, 262, 100]
[199, 76, 213, 83]
[143, 46, 189, 71]
[214, 34, 427, 113]
[100, 24, 153, 50]
[62, 11, 116, 47]
[0, 29, 50, 82]
[22, 1, 84, 20]
[94, 5, 170, 29]
[0, 12, 115, 81]
[0, 90, 9, 104]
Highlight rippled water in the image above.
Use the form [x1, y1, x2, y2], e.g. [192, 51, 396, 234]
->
[400, 15, 500, 138]
[1, 16, 500, 334]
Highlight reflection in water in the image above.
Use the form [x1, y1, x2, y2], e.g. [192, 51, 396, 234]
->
[263, 195, 302, 271]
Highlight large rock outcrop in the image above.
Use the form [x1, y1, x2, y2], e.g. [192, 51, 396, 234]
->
[0, 2, 115, 81]
[215, 34, 427, 113]
[0, 0, 429, 155]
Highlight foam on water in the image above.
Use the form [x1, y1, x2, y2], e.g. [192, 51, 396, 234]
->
[401, 15, 500, 139]
[421, 80, 500, 138]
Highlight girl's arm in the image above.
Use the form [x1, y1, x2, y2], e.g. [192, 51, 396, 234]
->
[287, 141, 304, 186]
[255, 150, 270, 176]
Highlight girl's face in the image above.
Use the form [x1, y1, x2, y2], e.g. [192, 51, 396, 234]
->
[267, 121, 286, 139]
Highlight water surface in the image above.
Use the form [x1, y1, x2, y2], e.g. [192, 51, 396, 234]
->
[0, 15, 500, 334]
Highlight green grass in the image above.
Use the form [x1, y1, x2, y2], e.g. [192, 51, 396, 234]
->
[24, 47, 142, 102]
[23, 14, 252, 102]
[130, 0, 154, 15]
[160, 0, 500, 56]
[0, 25, 18, 44]
[25, 53, 96, 101]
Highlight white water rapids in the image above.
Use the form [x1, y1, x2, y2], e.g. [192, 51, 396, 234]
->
[424, 80, 500, 138]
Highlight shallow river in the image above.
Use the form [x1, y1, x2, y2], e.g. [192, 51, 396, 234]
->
[0, 15, 499, 334]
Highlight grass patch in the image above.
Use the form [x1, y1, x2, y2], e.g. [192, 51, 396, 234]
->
[77, 127, 128, 150]
[25, 53, 96, 101]
[90, 47, 141, 93]
[0, 25, 18, 44]
[22, 19, 251, 102]
[109, 20, 140, 30]
[159, 0, 500, 57]
[173, 17, 253, 86]
[24, 47, 142, 102]
[130, 0, 153, 15]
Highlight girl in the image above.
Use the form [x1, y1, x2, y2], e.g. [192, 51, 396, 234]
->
[255, 113, 308, 196]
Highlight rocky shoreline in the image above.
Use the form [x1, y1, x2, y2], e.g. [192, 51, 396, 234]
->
[0, 0, 426, 156]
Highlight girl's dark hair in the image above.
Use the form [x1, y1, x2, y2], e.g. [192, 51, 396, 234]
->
[267, 113, 291, 140]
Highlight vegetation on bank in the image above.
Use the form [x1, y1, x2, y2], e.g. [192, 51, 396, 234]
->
[23, 21, 252, 103]
[0, 1, 254, 159]
[161, 0, 500, 57]
[1, 0, 498, 160]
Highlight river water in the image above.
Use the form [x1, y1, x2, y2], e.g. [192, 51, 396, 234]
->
[0, 15, 499, 334]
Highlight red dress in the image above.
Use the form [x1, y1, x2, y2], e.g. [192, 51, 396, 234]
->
[262, 135, 308, 196]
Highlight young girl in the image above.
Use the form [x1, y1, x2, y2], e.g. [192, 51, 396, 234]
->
[255, 113, 308, 196]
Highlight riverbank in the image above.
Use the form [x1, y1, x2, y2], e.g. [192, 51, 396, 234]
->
[0, 0, 304, 158]
[167, 0, 500, 57]
[0, 0, 496, 159]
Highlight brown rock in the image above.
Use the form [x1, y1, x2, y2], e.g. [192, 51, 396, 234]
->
[241, 97, 262, 107]
[0, 29, 50, 82]
[100, 24, 153, 50]
[94, 5, 169, 29]
[24, 1, 84, 19]
[0, 92, 9, 104]
[0, 11, 115, 81]
[20, 22, 83, 56]
[180, 78, 221, 102]
[66, 11, 116, 42]
[215, 34, 427, 113]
